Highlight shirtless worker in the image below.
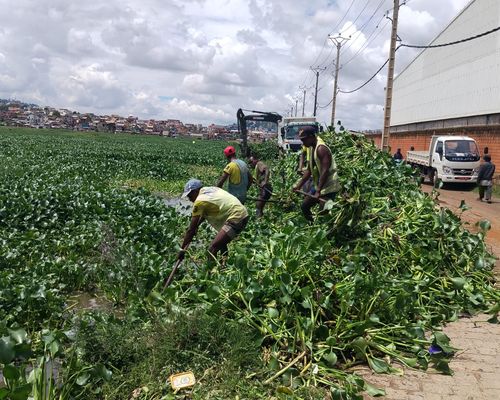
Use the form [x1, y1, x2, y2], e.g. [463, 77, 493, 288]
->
[292, 126, 340, 222]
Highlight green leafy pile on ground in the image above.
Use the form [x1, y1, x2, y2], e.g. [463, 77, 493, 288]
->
[152, 129, 499, 398]
[0, 127, 498, 399]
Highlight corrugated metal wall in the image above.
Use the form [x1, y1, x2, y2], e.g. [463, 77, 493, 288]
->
[391, 0, 500, 126]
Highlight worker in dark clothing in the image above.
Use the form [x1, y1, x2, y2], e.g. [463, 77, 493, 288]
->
[477, 154, 496, 203]
[393, 148, 403, 163]
[249, 155, 272, 218]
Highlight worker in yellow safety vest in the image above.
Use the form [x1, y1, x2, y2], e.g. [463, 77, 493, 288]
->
[292, 126, 340, 222]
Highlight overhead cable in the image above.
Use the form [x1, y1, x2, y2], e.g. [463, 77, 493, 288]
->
[340, 0, 389, 56]
[339, 24, 500, 94]
[400, 25, 500, 49]
[339, 56, 391, 94]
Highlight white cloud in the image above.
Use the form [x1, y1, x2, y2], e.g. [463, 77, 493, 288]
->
[0, 0, 473, 128]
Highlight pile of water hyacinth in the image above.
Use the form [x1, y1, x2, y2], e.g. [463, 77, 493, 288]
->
[0, 128, 498, 399]
[155, 129, 499, 398]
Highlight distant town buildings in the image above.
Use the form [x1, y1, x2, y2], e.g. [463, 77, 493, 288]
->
[0, 99, 276, 143]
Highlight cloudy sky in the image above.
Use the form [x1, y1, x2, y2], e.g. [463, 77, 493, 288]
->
[0, 0, 471, 129]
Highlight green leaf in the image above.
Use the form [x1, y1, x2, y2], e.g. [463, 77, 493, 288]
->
[206, 285, 221, 300]
[323, 351, 338, 366]
[364, 382, 386, 397]
[450, 277, 466, 290]
[3, 364, 20, 380]
[367, 356, 390, 374]
[276, 386, 294, 395]
[8, 329, 27, 345]
[477, 220, 491, 231]
[271, 258, 282, 268]
[9, 384, 32, 400]
[0, 388, 10, 400]
[94, 364, 112, 382]
[433, 331, 454, 354]
[351, 337, 368, 358]
[432, 357, 454, 375]
[0, 337, 15, 364]
[267, 307, 279, 319]
[280, 273, 292, 286]
[406, 326, 425, 339]
[458, 200, 470, 211]
[76, 372, 91, 386]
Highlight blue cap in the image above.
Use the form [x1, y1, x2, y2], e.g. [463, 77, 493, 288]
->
[181, 179, 203, 198]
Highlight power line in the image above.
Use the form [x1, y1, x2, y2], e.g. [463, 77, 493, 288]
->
[400, 25, 500, 49]
[314, 0, 361, 68]
[340, 0, 372, 37]
[342, 15, 390, 67]
[338, 24, 500, 95]
[329, 0, 358, 36]
[339, 57, 391, 94]
[340, 0, 389, 56]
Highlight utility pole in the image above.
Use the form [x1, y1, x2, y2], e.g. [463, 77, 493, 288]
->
[295, 98, 298, 117]
[381, 0, 400, 152]
[310, 66, 326, 117]
[299, 86, 306, 116]
[329, 34, 350, 128]
[290, 105, 293, 117]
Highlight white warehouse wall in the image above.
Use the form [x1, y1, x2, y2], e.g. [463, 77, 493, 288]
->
[391, 0, 500, 126]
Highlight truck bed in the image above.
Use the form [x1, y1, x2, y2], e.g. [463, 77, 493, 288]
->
[407, 151, 431, 166]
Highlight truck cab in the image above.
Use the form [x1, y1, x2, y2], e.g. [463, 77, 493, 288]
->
[407, 135, 480, 184]
[277, 117, 320, 153]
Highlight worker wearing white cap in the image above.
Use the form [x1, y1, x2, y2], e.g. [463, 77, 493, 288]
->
[177, 179, 249, 264]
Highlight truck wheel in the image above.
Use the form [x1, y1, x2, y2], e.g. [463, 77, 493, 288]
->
[433, 170, 442, 188]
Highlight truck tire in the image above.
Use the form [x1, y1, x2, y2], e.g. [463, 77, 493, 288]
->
[432, 169, 442, 188]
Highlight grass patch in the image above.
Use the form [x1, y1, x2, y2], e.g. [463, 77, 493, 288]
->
[74, 309, 272, 399]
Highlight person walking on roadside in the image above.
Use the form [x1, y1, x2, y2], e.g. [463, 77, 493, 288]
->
[292, 126, 340, 222]
[477, 154, 496, 204]
[249, 155, 272, 218]
[217, 145, 252, 204]
[177, 179, 249, 265]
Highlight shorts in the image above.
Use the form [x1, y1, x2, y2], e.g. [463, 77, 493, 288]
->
[221, 216, 249, 239]
[259, 184, 273, 201]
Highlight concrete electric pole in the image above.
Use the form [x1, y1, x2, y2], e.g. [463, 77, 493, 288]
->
[381, 0, 400, 152]
[329, 34, 350, 128]
[295, 98, 298, 117]
[311, 66, 326, 117]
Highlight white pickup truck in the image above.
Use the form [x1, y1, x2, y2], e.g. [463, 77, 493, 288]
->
[407, 135, 481, 184]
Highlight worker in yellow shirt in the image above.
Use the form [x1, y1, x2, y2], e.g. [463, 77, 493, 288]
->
[293, 126, 340, 222]
[217, 146, 252, 204]
[177, 179, 249, 264]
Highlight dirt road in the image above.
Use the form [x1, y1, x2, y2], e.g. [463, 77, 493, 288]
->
[363, 183, 500, 400]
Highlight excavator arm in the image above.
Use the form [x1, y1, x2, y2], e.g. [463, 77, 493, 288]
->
[237, 108, 282, 156]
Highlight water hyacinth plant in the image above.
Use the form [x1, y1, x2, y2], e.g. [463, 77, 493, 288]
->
[0, 127, 498, 399]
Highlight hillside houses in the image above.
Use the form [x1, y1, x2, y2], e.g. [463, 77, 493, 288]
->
[0, 99, 220, 139]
